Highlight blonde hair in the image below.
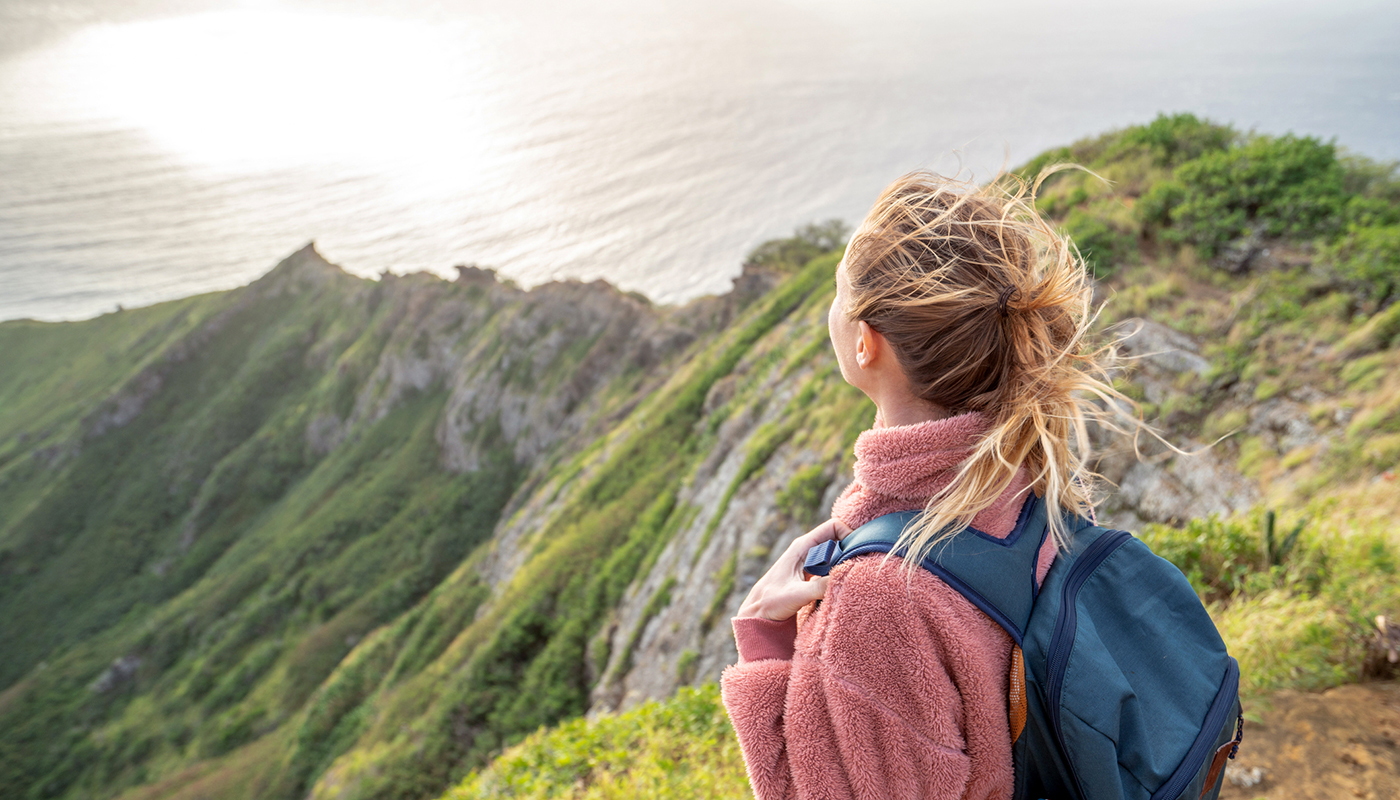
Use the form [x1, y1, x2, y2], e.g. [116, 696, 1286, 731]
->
[841, 169, 1146, 563]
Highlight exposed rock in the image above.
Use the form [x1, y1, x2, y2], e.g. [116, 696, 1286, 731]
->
[589, 363, 817, 713]
[1102, 445, 1259, 528]
[1216, 225, 1267, 274]
[1248, 397, 1319, 453]
[454, 264, 500, 286]
[703, 375, 738, 416]
[1116, 317, 1212, 383]
[305, 413, 346, 456]
[257, 241, 342, 294]
[1364, 616, 1400, 680]
[88, 655, 141, 694]
[434, 279, 673, 472]
[1225, 765, 1266, 789]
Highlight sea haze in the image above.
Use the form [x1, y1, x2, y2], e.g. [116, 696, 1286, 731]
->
[1, 0, 1398, 321]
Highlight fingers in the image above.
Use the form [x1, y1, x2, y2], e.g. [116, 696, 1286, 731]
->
[784, 521, 832, 557]
[786, 573, 828, 613]
[743, 532, 835, 619]
[801, 518, 840, 547]
[781, 519, 846, 576]
[785, 517, 848, 554]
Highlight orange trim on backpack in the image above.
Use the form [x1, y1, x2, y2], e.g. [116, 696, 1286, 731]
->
[1199, 741, 1234, 798]
[1009, 644, 1028, 742]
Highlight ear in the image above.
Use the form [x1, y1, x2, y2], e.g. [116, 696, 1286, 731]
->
[855, 320, 880, 368]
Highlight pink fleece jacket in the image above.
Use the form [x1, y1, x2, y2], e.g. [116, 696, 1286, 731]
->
[720, 411, 1060, 800]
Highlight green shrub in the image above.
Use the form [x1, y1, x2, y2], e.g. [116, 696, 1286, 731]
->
[675, 649, 700, 684]
[1343, 195, 1400, 228]
[617, 578, 678, 675]
[1339, 301, 1400, 355]
[1140, 507, 1398, 698]
[746, 220, 850, 273]
[1141, 512, 1274, 601]
[1063, 206, 1138, 278]
[1322, 224, 1400, 305]
[1036, 184, 1091, 219]
[1135, 180, 1186, 233]
[1113, 112, 1234, 167]
[1204, 408, 1249, 442]
[1362, 432, 1400, 467]
[1014, 146, 1073, 185]
[700, 555, 738, 635]
[1340, 155, 1400, 209]
[1341, 353, 1389, 390]
[776, 464, 829, 520]
[1168, 134, 1349, 256]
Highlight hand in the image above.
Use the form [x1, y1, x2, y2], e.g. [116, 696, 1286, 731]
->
[737, 519, 852, 622]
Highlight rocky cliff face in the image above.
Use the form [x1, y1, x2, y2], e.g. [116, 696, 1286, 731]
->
[1093, 318, 1260, 531]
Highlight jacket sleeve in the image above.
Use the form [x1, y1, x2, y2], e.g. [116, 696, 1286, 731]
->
[721, 558, 987, 800]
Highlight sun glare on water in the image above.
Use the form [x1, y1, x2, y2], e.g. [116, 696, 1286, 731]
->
[33, 10, 496, 182]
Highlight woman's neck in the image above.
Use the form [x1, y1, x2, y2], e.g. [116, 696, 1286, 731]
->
[874, 394, 953, 429]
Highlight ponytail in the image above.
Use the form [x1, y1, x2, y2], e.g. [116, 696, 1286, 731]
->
[842, 169, 1149, 564]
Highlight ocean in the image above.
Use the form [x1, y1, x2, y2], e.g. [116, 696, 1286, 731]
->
[2, 0, 1397, 321]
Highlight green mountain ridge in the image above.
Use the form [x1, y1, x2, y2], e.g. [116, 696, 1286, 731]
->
[0, 243, 765, 798]
[2, 115, 1398, 800]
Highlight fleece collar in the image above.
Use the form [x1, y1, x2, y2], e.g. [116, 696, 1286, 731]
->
[851, 411, 990, 503]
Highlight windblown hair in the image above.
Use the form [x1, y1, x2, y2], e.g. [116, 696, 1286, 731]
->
[841, 169, 1147, 562]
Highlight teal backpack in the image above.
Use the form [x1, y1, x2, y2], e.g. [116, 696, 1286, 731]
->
[803, 493, 1243, 800]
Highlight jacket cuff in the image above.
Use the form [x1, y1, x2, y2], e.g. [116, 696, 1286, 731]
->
[732, 615, 797, 663]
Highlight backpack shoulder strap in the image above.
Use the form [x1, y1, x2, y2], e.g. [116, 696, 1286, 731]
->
[804, 493, 1052, 645]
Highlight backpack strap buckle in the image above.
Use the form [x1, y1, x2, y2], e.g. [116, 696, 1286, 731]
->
[803, 540, 841, 577]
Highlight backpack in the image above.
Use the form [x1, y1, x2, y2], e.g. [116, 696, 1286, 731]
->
[802, 493, 1243, 800]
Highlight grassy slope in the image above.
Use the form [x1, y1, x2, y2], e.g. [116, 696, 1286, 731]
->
[438, 116, 1400, 799]
[296, 252, 856, 800]
[0, 241, 852, 800]
[0, 253, 650, 800]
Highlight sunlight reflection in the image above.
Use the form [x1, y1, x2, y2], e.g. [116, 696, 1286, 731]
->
[53, 10, 496, 184]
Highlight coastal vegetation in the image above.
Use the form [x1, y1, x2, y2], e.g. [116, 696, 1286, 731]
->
[0, 114, 1395, 800]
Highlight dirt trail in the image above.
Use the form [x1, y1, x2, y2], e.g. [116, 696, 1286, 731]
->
[1220, 681, 1400, 800]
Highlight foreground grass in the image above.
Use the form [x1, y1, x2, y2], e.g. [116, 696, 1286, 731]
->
[449, 685, 749, 800]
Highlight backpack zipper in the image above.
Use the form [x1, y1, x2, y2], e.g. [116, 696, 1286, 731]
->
[1045, 529, 1132, 796]
[1149, 658, 1240, 800]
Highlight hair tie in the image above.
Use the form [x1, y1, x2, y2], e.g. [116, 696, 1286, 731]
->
[996, 285, 1018, 318]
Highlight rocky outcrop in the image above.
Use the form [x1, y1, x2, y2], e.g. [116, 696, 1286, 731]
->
[1093, 317, 1261, 529]
[1117, 317, 1212, 387]
[88, 655, 140, 694]
[434, 279, 675, 472]
[589, 361, 823, 713]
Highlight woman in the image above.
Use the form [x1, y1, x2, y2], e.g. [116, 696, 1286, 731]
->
[720, 171, 1138, 799]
